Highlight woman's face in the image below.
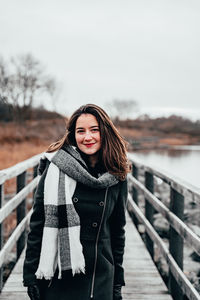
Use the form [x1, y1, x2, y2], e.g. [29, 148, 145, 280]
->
[75, 113, 101, 156]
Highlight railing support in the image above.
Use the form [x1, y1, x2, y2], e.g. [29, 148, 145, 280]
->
[16, 171, 27, 259]
[145, 171, 154, 259]
[33, 165, 38, 196]
[0, 184, 4, 292]
[169, 187, 184, 300]
[131, 164, 139, 228]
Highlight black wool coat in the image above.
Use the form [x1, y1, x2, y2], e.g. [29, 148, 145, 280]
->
[23, 159, 128, 300]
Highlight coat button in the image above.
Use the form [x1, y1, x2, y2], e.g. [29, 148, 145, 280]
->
[92, 222, 98, 227]
[99, 201, 104, 206]
[73, 197, 78, 203]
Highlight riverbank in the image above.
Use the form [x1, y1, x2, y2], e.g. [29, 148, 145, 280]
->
[119, 127, 200, 151]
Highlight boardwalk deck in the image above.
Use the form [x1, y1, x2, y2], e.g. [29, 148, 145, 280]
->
[122, 214, 172, 300]
[0, 214, 172, 300]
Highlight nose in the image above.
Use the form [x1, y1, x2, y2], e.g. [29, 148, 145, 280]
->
[84, 132, 93, 141]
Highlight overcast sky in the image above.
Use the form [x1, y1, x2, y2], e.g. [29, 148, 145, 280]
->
[0, 0, 200, 119]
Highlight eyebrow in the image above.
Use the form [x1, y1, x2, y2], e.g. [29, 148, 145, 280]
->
[76, 125, 99, 130]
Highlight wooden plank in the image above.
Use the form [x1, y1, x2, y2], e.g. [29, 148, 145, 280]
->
[0, 293, 29, 300]
[122, 214, 172, 300]
[0, 250, 28, 299]
[123, 295, 171, 300]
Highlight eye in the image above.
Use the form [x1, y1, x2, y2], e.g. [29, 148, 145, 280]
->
[91, 128, 99, 132]
[76, 129, 85, 134]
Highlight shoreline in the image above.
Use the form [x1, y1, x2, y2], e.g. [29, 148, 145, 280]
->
[129, 143, 200, 151]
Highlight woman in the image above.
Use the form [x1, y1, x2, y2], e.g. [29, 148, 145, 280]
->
[23, 104, 129, 300]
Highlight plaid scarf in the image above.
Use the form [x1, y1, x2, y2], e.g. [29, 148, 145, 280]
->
[35, 146, 118, 280]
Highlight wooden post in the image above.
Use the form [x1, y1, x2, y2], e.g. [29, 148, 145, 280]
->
[16, 171, 27, 259]
[33, 164, 38, 197]
[131, 164, 139, 228]
[168, 187, 184, 300]
[145, 171, 154, 259]
[0, 184, 4, 291]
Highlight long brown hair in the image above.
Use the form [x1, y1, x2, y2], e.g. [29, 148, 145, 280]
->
[47, 104, 130, 180]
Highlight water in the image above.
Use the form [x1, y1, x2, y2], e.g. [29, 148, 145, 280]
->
[131, 146, 200, 188]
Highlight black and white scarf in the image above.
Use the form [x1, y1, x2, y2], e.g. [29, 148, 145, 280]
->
[35, 146, 118, 280]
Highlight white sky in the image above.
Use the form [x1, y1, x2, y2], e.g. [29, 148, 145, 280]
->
[0, 0, 200, 119]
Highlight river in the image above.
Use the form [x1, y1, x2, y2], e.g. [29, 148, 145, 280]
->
[132, 146, 200, 188]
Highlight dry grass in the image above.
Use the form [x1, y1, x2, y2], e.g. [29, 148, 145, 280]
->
[0, 142, 48, 170]
[0, 118, 66, 169]
[159, 137, 189, 146]
[0, 118, 66, 144]
[118, 127, 145, 138]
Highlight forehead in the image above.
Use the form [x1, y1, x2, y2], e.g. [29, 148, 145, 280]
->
[76, 113, 98, 128]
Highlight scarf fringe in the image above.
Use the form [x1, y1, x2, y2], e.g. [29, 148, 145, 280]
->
[72, 266, 85, 276]
[35, 270, 54, 281]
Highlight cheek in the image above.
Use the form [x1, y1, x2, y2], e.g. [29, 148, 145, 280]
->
[96, 133, 101, 145]
[97, 132, 101, 142]
[75, 134, 82, 145]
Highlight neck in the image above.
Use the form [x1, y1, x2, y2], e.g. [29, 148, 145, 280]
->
[88, 153, 99, 168]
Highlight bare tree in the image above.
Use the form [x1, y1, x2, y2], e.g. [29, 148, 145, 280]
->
[0, 54, 58, 121]
[9, 54, 57, 120]
[106, 99, 139, 120]
[0, 56, 10, 103]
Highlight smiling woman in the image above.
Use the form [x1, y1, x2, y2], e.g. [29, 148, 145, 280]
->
[23, 104, 130, 300]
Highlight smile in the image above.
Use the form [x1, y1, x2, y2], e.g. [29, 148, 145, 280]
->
[84, 143, 95, 148]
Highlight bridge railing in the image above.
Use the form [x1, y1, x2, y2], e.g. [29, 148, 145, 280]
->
[0, 153, 42, 292]
[127, 153, 200, 300]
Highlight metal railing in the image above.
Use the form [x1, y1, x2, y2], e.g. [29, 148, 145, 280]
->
[127, 153, 200, 300]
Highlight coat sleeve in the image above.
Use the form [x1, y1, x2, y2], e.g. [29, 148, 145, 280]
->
[110, 179, 128, 286]
[23, 160, 49, 286]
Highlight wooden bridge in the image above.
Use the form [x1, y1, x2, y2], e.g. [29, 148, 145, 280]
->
[0, 153, 200, 300]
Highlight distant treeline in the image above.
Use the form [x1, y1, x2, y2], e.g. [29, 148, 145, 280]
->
[1, 99, 200, 136]
[115, 115, 200, 136]
[0, 99, 62, 122]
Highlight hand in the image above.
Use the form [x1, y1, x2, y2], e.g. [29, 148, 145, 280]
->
[27, 284, 40, 300]
[113, 284, 122, 300]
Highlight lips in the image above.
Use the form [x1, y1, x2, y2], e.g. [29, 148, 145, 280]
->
[84, 143, 95, 148]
